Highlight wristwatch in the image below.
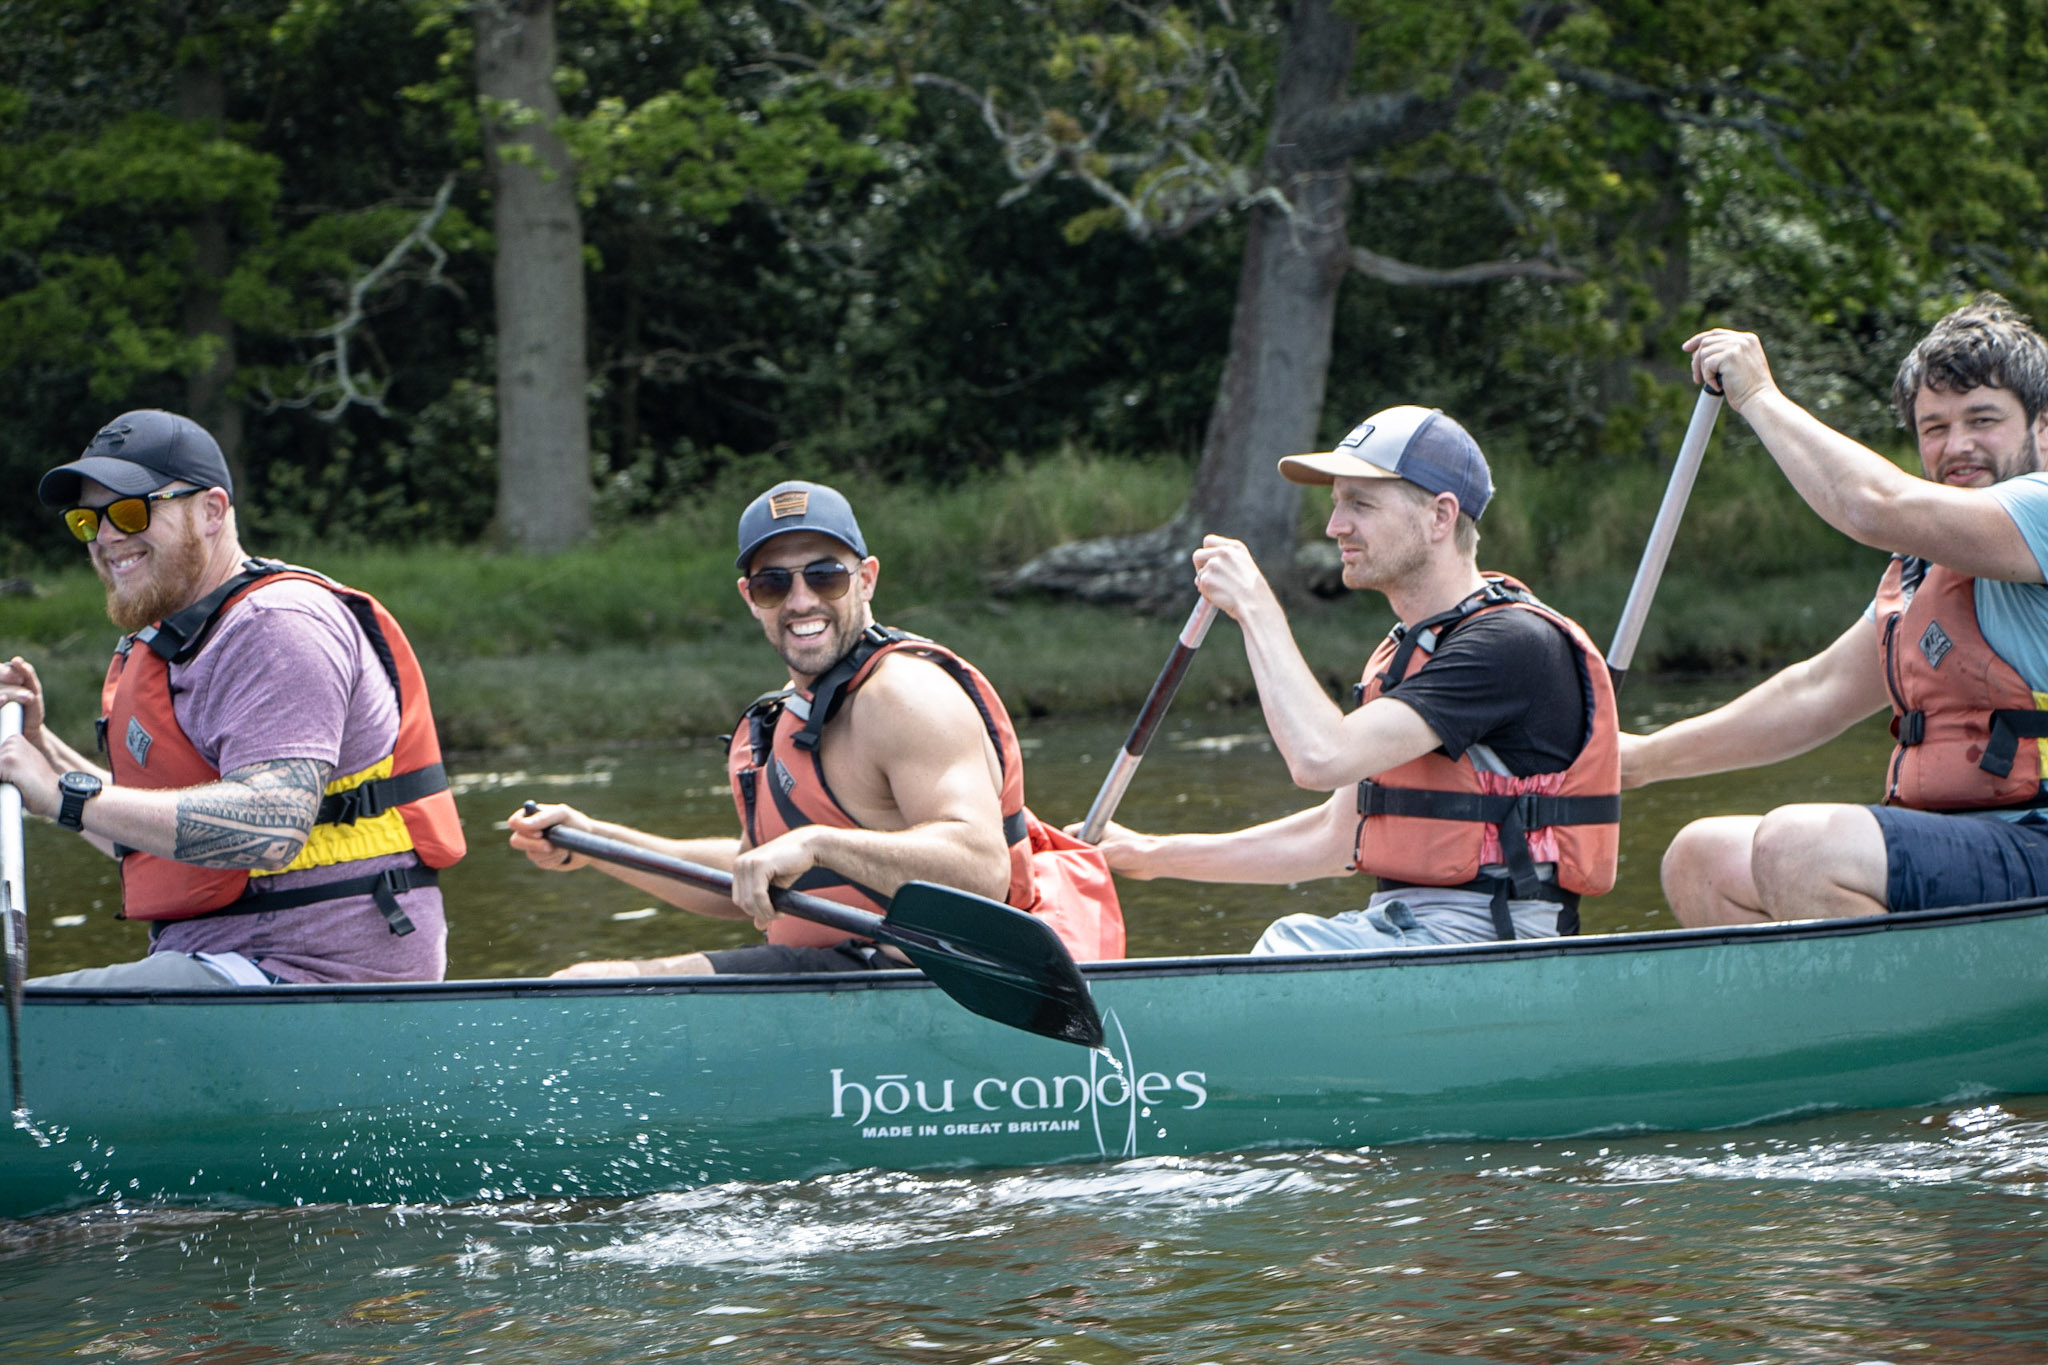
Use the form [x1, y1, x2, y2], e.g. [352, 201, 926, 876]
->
[56, 771, 102, 831]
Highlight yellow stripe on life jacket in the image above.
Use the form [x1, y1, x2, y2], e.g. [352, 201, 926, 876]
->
[248, 755, 415, 880]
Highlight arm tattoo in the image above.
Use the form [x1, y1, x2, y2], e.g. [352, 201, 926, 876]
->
[173, 758, 331, 869]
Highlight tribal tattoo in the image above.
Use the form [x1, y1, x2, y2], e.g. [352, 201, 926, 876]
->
[172, 757, 331, 868]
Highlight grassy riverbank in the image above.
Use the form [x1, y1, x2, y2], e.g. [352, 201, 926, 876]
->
[1, 442, 1890, 751]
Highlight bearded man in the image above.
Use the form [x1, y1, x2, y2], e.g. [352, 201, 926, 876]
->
[1626, 295, 2048, 925]
[510, 480, 1121, 974]
[0, 410, 463, 986]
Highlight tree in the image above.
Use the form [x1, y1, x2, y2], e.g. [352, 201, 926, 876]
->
[474, 0, 593, 554]
[880, 0, 2048, 607]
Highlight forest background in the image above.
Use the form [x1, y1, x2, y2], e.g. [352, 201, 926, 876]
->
[2, 0, 2045, 749]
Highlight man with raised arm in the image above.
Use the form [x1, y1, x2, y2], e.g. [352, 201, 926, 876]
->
[0, 411, 463, 986]
[508, 480, 1119, 975]
[1627, 296, 2048, 926]
[1087, 408, 1620, 951]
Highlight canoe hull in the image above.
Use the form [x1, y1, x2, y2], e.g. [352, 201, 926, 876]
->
[6, 903, 2046, 1217]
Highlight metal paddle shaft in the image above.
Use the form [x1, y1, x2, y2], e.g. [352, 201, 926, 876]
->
[536, 822, 1105, 1048]
[1606, 388, 1725, 690]
[1079, 597, 1219, 844]
[2, 701, 27, 1112]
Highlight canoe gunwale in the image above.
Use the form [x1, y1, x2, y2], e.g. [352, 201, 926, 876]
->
[20, 894, 2048, 1008]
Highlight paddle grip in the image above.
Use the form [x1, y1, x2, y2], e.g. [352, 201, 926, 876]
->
[1606, 388, 1723, 679]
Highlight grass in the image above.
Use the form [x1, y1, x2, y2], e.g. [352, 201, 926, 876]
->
[0, 442, 1892, 751]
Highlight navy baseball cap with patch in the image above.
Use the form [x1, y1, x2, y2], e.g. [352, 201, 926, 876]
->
[39, 410, 234, 506]
[1277, 405, 1493, 521]
[734, 480, 868, 571]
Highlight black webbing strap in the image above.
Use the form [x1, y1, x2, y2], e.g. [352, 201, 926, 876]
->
[1982, 710, 2048, 779]
[793, 625, 897, 752]
[1357, 782, 1618, 899]
[204, 864, 437, 936]
[1003, 809, 1030, 847]
[315, 763, 449, 825]
[136, 559, 289, 664]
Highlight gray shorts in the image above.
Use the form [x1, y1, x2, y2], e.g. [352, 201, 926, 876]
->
[29, 950, 276, 989]
[1252, 886, 1566, 955]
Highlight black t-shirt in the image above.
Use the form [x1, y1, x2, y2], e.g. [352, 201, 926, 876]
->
[1374, 608, 1590, 777]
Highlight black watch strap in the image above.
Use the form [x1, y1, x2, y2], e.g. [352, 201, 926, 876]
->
[57, 772, 102, 831]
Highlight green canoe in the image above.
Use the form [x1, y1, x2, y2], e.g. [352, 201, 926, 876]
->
[4, 900, 2046, 1219]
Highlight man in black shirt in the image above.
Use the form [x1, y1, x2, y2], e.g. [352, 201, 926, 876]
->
[1088, 406, 1620, 950]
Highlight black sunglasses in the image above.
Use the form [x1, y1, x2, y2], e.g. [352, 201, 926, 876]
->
[745, 559, 854, 609]
[62, 487, 207, 543]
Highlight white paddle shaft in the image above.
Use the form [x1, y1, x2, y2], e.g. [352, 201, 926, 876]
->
[1606, 389, 1724, 678]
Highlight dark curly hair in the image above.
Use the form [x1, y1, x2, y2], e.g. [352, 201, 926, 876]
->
[1893, 293, 2048, 430]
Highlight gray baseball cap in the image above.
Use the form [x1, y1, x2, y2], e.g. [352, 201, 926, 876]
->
[1277, 406, 1493, 521]
[735, 480, 868, 571]
[39, 410, 234, 506]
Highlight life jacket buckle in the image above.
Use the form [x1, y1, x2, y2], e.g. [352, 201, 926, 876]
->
[1897, 710, 1926, 746]
[327, 781, 388, 825]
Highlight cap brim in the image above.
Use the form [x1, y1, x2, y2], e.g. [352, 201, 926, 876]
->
[735, 527, 866, 572]
[1276, 451, 1405, 487]
[37, 456, 176, 506]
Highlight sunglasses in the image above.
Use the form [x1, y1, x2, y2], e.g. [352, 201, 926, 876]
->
[63, 487, 207, 543]
[745, 558, 854, 609]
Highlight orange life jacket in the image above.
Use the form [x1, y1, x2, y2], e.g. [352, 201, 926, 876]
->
[1352, 575, 1620, 937]
[1874, 555, 2048, 810]
[98, 560, 466, 926]
[725, 625, 1124, 961]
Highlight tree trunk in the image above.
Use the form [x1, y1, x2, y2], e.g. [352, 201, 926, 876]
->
[174, 11, 244, 495]
[994, 0, 1359, 610]
[475, 0, 592, 554]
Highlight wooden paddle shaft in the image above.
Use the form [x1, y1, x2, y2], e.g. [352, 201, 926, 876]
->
[1079, 597, 1219, 844]
[1606, 388, 1724, 682]
[536, 820, 889, 944]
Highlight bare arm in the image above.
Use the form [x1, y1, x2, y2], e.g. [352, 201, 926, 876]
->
[1620, 619, 1889, 788]
[1087, 788, 1359, 885]
[1687, 329, 2042, 580]
[509, 802, 750, 920]
[1193, 537, 1447, 788]
[727, 654, 1013, 919]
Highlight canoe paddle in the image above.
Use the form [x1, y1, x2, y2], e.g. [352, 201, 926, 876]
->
[529, 814, 1105, 1049]
[1078, 597, 1219, 843]
[2, 701, 27, 1113]
[1605, 386, 1725, 692]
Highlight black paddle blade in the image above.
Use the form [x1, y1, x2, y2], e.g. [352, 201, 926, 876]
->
[882, 882, 1104, 1048]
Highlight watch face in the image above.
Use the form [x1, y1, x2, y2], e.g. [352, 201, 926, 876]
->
[61, 772, 101, 797]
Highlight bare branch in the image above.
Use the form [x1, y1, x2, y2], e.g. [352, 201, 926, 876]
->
[1349, 244, 1582, 288]
[265, 176, 459, 422]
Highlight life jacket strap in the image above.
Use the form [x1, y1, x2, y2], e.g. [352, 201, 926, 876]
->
[1982, 709, 2048, 780]
[185, 862, 438, 936]
[793, 625, 901, 752]
[316, 762, 450, 824]
[1358, 782, 1619, 902]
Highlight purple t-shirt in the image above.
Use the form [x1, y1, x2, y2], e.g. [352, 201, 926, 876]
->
[146, 578, 448, 982]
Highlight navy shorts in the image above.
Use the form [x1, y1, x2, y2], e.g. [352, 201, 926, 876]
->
[1868, 805, 2048, 911]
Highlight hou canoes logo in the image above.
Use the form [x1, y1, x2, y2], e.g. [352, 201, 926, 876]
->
[826, 1010, 1207, 1158]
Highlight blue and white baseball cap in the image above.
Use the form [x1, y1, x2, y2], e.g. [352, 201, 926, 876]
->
[735, 480, 868, 570]
[1277, 406, 1494, 521]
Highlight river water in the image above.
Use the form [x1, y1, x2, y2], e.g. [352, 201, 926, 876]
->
[6, 682, 2047, 1361]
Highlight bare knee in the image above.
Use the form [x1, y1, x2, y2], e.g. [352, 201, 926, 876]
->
[1661, 817, 1765, 927]
[1749, 805, 1886, 919]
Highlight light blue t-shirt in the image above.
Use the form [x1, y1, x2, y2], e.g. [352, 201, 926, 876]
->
[1976, 472, 2048, 687]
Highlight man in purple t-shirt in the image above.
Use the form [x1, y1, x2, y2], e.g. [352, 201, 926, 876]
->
[0, 411, 453, 985]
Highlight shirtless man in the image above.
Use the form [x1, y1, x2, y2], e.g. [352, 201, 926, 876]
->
[510, 480, 1088, 974]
